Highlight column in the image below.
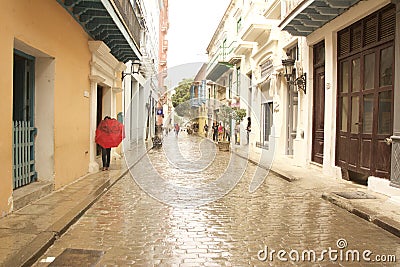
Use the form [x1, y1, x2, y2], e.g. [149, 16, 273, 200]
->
[391, 1, 400, 187]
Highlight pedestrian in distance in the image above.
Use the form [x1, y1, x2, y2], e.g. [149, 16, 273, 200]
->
[174, 123, 180, 137]
[204, 123, 209, 138]
[225, 124, 231, 142]
[212, 122, 218, 142]
[246, 116, 251, 145]
[218, 122, 224, 141]
[234, 122, 240, 145]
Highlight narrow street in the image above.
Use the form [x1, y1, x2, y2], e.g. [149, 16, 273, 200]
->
[35, 133, 399, 266]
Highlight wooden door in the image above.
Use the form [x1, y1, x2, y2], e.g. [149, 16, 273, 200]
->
[336, 4, 395, 179]
[312, 66, 325, 164]
[337, 44, 394, 179]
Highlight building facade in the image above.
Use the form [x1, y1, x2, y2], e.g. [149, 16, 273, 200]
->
[122, 0, 165, 151]
[0, 0, 143, 216]
[205, 0, 400, 200]
[206, 0, 290, 162]
[206, 0, 247, 145]
[119, 0, 169, 161]
[280, 0, 399, 197]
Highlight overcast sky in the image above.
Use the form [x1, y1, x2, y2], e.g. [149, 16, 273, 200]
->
[167, 0, 230, 68]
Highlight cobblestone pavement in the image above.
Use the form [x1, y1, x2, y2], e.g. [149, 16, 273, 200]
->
[34, 134, 400, 266]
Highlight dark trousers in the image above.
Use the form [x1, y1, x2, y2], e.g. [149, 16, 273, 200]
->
[101, 147, 111, 167]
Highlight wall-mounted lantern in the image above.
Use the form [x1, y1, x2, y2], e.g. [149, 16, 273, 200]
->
[122, 60, 141, 81]
[281, 56, 306, 94]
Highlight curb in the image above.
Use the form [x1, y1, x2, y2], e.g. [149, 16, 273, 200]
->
[3, 148, 152, 267]
[322, 192, 400, 238]
[229, 144, 400, 239]
[230, 151, 297, 182]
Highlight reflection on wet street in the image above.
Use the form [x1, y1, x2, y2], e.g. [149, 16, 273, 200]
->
[35, 133, 400, 266]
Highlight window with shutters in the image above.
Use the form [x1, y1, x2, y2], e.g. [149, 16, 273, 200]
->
[338, 4, 395, 59]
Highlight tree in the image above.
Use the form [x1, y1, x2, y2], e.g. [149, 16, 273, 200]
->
[232, 108, 247, 123]
[171, 78, 193, 118]
[217, 105, 234, 142]
[217, 105, 232, 126]
[172, 78, 193, 108]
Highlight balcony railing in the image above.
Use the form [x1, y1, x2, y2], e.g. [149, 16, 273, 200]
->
[113, 0, 142, 47]
[207, 40, 237, 71]
[58, 0, 142, 62]
[285, 0, 303, 15]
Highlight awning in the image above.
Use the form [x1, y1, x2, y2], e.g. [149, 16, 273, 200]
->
[57, 0, 141, 62]
[206, 62, 232, 81]
[279, 0, 361, 36]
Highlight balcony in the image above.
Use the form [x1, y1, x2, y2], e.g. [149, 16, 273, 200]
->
[162, 40, 168, 52]
[206, 40, 236, 81]
[58, 0, 142, 62]
[233, 41, 254, 55]
[161, 22, 169, 32]
[206, 61, 232, 82]
[264, 0, 281, 20]
[279, 0, 361, 36]
[159, 54, 167, 66]
[240, 18, 280, 46]
[190, 82, 206, 108]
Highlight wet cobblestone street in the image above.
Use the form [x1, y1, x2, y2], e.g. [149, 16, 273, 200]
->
[35, 134, 400, 266]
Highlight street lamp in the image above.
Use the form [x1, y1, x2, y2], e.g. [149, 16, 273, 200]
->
[281, 56, 306, 94]
[121, 60, 141, 80]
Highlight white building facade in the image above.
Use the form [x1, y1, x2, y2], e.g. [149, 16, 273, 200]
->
[206, 0, 299, 165]
[280, 0, 400, 199]
[206, 0, 400, 201]
[122, 0, 163, 155]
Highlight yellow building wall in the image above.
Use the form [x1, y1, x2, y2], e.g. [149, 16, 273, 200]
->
[198, 108, 207, 137]
[0, 0, 92, 213]
[0, 25, 14, 216]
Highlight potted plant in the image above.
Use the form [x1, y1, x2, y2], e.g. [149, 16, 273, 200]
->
[232, 107, 246, 145]
[216, 105, 234, 151]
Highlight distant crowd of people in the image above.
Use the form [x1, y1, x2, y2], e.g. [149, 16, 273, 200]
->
[163, 116, 252, 145]
[203, 116, 251, 145]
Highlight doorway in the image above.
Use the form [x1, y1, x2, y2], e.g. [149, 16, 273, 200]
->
[13, 50, 37, 189]
[311, 41, 325, 164]
[96, 85, 103, 156]
[336, 5, 395, 179]
[262, 102, 273, 146]
[337, 44, 394, 179]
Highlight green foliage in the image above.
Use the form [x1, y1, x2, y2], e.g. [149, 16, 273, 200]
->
[171, 78, 193, 118]
[217, 105, 233, 125]
[171, 78, 193, 108]
[232, 108, 247, 122]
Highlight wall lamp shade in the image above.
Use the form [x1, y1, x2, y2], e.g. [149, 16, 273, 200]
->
[281, 57, 306, 94]
[122, 60, 141, 81]
[281, 58, 295, 80]
[132, 60, 140, 73]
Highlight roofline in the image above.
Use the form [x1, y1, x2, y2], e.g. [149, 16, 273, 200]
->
[206, 0, 235, 53]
